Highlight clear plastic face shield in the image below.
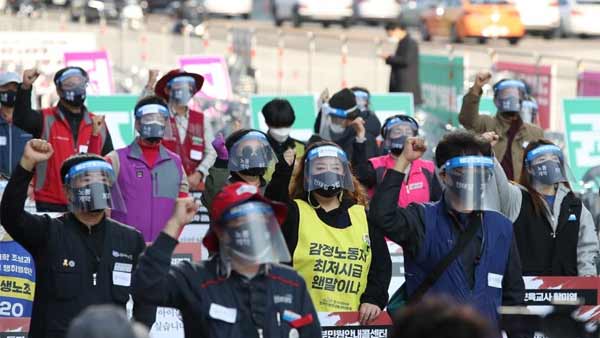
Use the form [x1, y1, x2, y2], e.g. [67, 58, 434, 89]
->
[318, 103, 359, 140]
[57, 69, 88, 106]
[439, 156, 498, 213]
[494, 80, 526, 114]
[167, 76, 196, 106]
[520, 98, 539, 124]
[228, 131, 278, 173]
[382, 117, 418, 155]
[353, 90, 369, 112]
[64, 160, 127, 213]
[218, 201, 291, 265]
[304, 145, 355, 197]
[525, 145, 567, 188]
[135, 104, 173, 141]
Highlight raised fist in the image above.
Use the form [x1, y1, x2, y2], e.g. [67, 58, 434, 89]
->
[22, 69, 40, 90]
[474, 71, 492, 89]
[21, 139, 54, 171]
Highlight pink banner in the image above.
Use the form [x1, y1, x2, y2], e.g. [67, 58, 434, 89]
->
[495, 61, 553, 129]
[63, 50, 114, 95]
[578, 71, 600, 97]
[178, 56, 232, 100]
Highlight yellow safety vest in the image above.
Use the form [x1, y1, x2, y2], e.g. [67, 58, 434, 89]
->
[293, 199, 372, 312]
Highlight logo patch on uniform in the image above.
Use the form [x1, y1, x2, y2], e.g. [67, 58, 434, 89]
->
[136, 170, 144, 178]
[236, 185, 258, 196]
[112, 251, 133, 260]
[274, 294, 293, 304]
[568, 214, 577, 221]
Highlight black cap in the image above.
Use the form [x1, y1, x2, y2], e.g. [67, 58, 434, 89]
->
[329, 88, 358, 111]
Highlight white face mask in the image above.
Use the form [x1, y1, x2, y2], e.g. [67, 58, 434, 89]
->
[269, 127, 291, 143]
[329, 124, 345, 134]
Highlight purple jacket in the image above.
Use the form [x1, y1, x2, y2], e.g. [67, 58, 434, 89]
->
[111, 142, 184, 242]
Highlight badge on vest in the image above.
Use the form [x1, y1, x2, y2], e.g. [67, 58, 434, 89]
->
[190, 149, 203, 161]
[192, 136, 204, 145]
[487, 273, 503, 289]
[78, 145, 88, 153]
[62, 259, 76, 268]
[408, 182, 424, 191]
[0, 136, 6, 146]
[136, 170, 144, 178]
[113, 271, 131, 287]
[209, 303, 237, 323]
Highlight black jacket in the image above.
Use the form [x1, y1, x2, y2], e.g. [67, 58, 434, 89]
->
[386, 34, 422, 105]
[0, 165, 154, 338]
[132, 233, 322, 338]
[265, 159, 392, 309]
[514, 190, 582, 276]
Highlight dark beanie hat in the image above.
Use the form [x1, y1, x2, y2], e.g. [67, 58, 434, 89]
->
[329, 88, 358, 111]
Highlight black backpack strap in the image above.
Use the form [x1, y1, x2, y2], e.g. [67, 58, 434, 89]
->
[407, 212, 483, 304]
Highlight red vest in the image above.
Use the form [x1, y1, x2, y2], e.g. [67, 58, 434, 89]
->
[35, 106, 107, 205]
[162, 109, 206, 176]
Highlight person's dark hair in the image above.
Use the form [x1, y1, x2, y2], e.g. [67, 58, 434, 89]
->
[384, 20, 407, 32]
[224, 129, 268, 151]
[434, 130, 492, 168]
[391, 296, 494, 338]
[261, 98, 296, 128]
[66, 305, 143, 338]
[60, 153, 107, 184]
[134, 95, 168, 116]
[290, 141, 368, 206]
[519, 139, 571, 217]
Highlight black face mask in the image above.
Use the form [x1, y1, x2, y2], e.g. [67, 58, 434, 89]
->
[390, 148, 404, 156]
[314, 187, 342, 198]
[310, 172, 344, 197]
[61, 87, 87, 107]
[0, 90, 17, 107]
[238, 167, 267, 177]
[70, 182, 112, 212]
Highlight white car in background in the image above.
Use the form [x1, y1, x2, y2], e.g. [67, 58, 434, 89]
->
[355, 0, 402, 25]
[559, 0, 600, 37]
[512, 0, 561, 38]
[203, 0, 252, 19]
[272, 0, 354, 28]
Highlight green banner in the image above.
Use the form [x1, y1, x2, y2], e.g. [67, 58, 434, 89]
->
[370, 93, 414, 123]
[250, 95, 316, 141]
[479, 97, 496, 116]
[562, 98, 600, 191]
[419, 54, 464, 125]
[86, 95, 138, 149]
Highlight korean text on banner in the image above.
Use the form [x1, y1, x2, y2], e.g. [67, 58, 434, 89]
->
[494, 61, 554, 130]
[577, 71, 600, 97]
[250, 95, 317, 142]
[178, 56, 232, 100]
[64, 51, 114, 95]
[85, 95, 137, 149]
[562, 98, 600, 191]
[419, 54, 465, 125]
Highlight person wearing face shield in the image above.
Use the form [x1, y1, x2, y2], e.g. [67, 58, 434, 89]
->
[201, 129, 281, 252]
[354, 114, 442, 205]
[459, 72, 543, 181]
[142, 69, 217, 192]
[348, 87, 381, 139]
[0, 71, 32, 178]
[314, 88, 378, 163]
[133, 183, 322, 338]
[369, 130, 525, 329]
[0, 139, 156, 338]
[261, 98, 305, 182]
[484, 134, 599, 276]
[265, 141, 391, 325]
[12, 67, 114, 212]
[105, 96, 189, 242]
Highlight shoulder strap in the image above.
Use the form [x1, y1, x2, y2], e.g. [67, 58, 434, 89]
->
[408, 212, 483, 304]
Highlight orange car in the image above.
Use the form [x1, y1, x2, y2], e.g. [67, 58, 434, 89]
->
[420, 0, 525, 45]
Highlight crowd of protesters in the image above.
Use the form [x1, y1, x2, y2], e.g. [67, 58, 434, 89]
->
[0, 58, 598, 338]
